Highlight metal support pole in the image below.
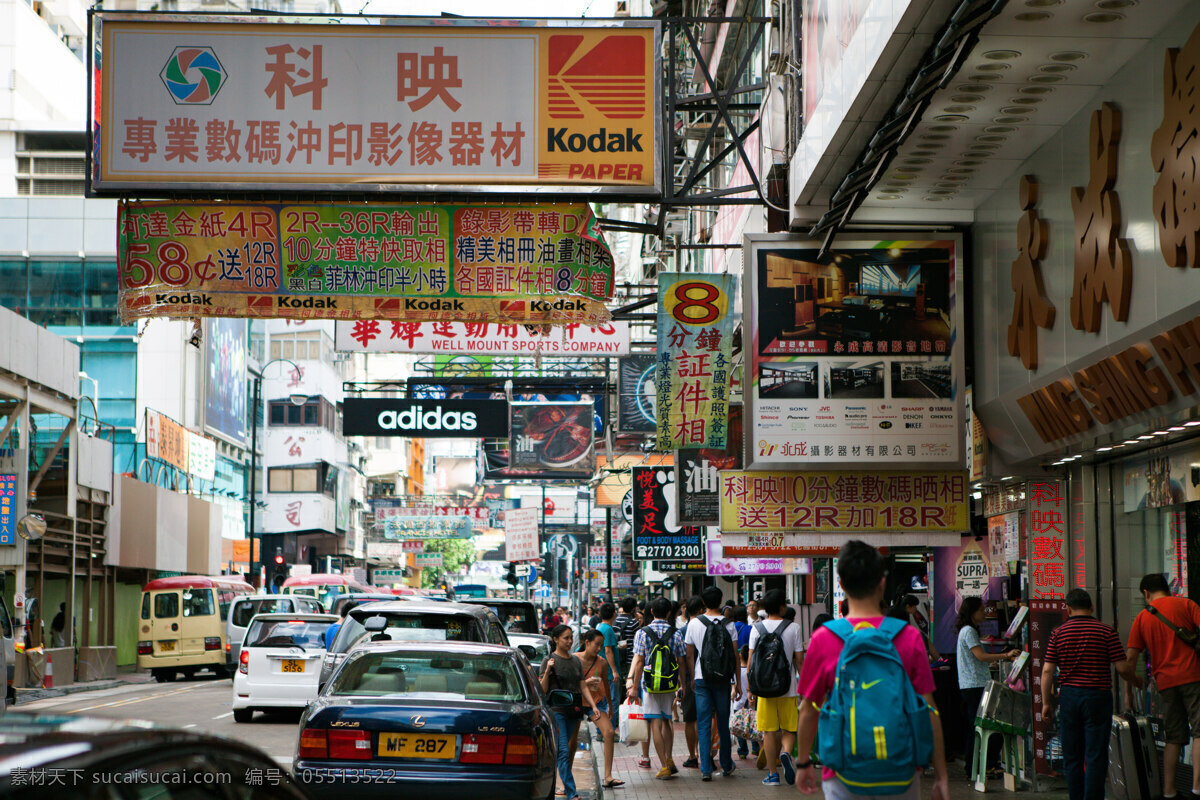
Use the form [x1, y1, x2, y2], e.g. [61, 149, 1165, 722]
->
[248, 376, 261, 587]
[606, 508, 613, 600]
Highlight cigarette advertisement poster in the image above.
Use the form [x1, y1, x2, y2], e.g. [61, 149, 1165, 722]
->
[744, 234, 964, 467]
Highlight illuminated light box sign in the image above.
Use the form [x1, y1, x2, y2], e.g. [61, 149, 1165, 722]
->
[343, 398, 509, 438]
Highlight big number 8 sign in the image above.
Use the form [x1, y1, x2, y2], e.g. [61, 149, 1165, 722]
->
[666, 279, 728, 326]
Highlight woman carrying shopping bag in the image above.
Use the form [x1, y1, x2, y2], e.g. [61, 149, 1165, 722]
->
[576, 629, 624, 789]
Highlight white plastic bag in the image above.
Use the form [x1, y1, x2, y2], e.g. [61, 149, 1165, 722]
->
[620, 699, 648, 744]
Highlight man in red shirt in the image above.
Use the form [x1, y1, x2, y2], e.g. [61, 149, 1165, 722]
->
[1042, 589, 1140, 800]
[1126, 573, 1200, 799]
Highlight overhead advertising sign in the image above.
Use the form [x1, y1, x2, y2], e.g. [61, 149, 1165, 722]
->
[722, 534, 899, 557]
[705, 539, 810, 577]
[744, 234, 965, 467]
[204, 317, 248, 445]
[505, 506, 540, 562]
[676, 404, 743, 526]
[366, 541, 409, 560]
[92, 16, 659, 194]
[187, 434, 216, 483]
[631, 466, 703, 562]
[374, 503, 491, 530]
[427, 353, 609, 379]
[652, 560, 707, 573]
[336, 320, 630, 355]
[617, 355, 657, 432]
[146, 408, 219, 482]
[718, 470, 969, 533]
[379, 515, 473, 539]
[116, 201, 614, 325]
[414, 552, 444, 569]
[343, 398, 509, 438]
[656, 272, 736, 450]
[508, 402, 596, 481]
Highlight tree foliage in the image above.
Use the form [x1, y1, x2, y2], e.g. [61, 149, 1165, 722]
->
[419, 537, 478, 588]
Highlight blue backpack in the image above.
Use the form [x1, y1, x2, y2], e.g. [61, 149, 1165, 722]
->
[817, 617, 934, 795]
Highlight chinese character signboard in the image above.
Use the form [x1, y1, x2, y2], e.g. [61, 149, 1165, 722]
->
[373, 503, 490, 530]
[0, 474, 15, 545]
[414, 552, 444, 569]
[631, 466, 703, 561]
[146, 408, 190, 473]
[1028, 480, 1066, 599]
[505, 506, 540, 562]
[379, 514, 473, 539]
[744, 234, 964, 467]
[718, 470, 969, 534]
[335, 320, 631, 355]
[676, 404, 743, 526]
[508, 402, 596, 481]
[617, 355, 657, 433]
[705, 539, 810, 577]
[653, 560, 707, 573]
[91, 17, 659, 194]
[656, 273, 736, 450]
[117, 201, 614, 325]
[1029, 599, 1068, 776]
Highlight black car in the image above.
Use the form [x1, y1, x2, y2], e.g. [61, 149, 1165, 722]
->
[320, 601, 509, 687]
[296, 642, 560, 800]
[0, 712, 310, 799]
[328, 593, 405, 618]
[464, 599, 540, 634]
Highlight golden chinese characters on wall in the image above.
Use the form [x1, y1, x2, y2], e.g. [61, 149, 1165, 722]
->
[1007, 176, 1054, 370]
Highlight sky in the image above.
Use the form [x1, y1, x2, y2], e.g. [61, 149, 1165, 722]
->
[345, 0, 620, 17]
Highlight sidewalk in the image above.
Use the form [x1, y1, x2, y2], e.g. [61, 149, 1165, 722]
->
[14, 664, 154, 706]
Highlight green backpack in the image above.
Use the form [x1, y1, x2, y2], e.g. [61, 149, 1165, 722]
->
[642, 626, 680, 693]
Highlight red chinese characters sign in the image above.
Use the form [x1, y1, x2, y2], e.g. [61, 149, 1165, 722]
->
[92, 17, 657, 193]
[1028, 480, 1066, 600]
[656, 273, 736, 450]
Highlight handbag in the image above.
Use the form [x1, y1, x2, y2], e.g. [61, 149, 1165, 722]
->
[1147, 605, 1200, 657]
[730, 706, 762, 743]
[620, 700, 648, 744]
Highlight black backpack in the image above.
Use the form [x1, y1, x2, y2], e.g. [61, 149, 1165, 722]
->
[698, 616, 738, 683]
[748, 619, 793, 698]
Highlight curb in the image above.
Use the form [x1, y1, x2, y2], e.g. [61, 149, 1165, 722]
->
[581, 722, 602, 800]
[14, 679, 136, 706]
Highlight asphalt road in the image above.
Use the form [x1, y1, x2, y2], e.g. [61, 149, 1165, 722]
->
[18, 678, 302, 767]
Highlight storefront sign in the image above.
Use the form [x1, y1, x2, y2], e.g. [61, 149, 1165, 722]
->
[632, 466, 703, 561]
[187, 434, 217, 483]
[718, 470, 969, 533]
[509, 402, 596, 480]
[146, 408, 218, 482]
[1028, 480, 1066, 600]
[0, 475, 15, 545]
[617, 355, 657, 433]
[374, 504, 490, 531]
[402, 540, 426, 554]
[652, 560, 707, 573]
[414, 552, 443, 569]
[705, 539, 810, 577]
[983, 485, 1024, 518]
[589, 545, 621, 570]
[372, 569, 405, 582]
[343, 397, 509, 438]
[744, 234, 964, 467]
[93, 17, 658, 193]
[656, 273, 736, 450]
[505, 506, 540, 562]
[1008, 176, 1055, 370]
[117, 201, 614, 325]
[335, 320, 630, 355]
[379, 514, 473, 539]
[365, 541, 408, 560]
[676, 404, 743, 526]
[954, 541, 991, 597]
[1029, 599, 1069, 776]
[721, 535, 897, 557]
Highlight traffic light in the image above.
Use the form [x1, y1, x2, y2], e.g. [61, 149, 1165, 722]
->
[270, 547, 287, 592]
[505, 562, 518, 586]
[541, 552, 554, 583]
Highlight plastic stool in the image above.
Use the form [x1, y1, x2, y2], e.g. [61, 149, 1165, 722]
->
[971, 719, 1028, 793]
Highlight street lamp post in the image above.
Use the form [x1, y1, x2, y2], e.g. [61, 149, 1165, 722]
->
[247, 358, 307, 588]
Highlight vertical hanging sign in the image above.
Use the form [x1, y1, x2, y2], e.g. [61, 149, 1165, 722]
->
[1028, 480, 1066, 600]
[655, 273, 736, 450]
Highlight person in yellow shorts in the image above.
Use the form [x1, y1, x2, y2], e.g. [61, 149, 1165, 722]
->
[747, 589, 805, 786]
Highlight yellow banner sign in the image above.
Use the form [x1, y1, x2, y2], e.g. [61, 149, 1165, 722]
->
[719, 470, 969, 533]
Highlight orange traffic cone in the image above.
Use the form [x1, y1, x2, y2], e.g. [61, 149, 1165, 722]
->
[43, 652, 54, 689]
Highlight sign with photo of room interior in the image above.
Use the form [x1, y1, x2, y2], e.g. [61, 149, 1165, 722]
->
[743, 234, 965, 468]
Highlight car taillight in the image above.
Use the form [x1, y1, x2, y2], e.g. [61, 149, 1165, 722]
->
[238, 650, 250, 674]
[299, 729, 328, 759]
[204, 637, 221, 651]
[225, 642, 231, 653]
[328, 730, 372, 760]
[137, 641, 152, 656]
[461, 734, 506, 765]
[504, 735, 538, 765]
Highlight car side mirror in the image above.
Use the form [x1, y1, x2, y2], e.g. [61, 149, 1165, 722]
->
[547, 689, 574, 707]
[363, 616, 387, 633]
[517, 644, 537, 660]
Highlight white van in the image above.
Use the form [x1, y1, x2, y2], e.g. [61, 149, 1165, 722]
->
[227, 595, 324, 666]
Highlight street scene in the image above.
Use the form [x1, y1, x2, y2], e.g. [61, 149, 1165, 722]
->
[5, 1, 1200, 800]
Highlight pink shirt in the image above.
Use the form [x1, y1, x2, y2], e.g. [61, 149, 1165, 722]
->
[797, 617, 936, 781]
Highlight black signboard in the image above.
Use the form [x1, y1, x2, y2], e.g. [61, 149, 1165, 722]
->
[618, 355, 657, 433]
[653, 561, 707, 573]
[632, 466, 703, 562]
[343, 398, 509, 438]
[675, 404, 744, 525]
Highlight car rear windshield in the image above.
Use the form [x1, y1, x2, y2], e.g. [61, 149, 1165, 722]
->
[332, 651, 525, 702]
[490, 605, 536, 633]
[336, 614, 476, 652]
[232, 598, 294, 628]
[245, 619, 332, 649]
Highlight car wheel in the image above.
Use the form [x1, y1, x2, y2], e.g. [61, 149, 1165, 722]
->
[233, 708, 254, 723]
[153, 669, 177, 683]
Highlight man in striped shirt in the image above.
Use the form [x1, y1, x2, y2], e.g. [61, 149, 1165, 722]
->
[1041, 589, 1141, 800]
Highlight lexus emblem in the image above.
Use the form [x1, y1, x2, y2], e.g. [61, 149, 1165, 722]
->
[411, 716, 426, 728]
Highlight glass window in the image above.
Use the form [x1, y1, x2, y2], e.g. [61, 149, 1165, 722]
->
[28, 260, 82, 307]
[154, 592, 179, 618]
[26, 308, 81, 328]
[336, 613, 478, 653]
[303, 402, 319, 426]
[268, 468, 293, 492]
[181, 589, 215, 617]
[84, 260, 119, 308]
[141, 593, 151, 620]
[0, 261, 26, 309]
[269, 403, 285, 425]
[270, 340, 282, 360]
[245, 618, 332, 649]
[332, 651, 524, 702]
[293, 468, 318, 492]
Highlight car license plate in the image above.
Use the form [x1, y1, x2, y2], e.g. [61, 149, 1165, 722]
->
[159, 640, 175, 652]
[378, 733, 454, 759]
[281, 659, 305, 673]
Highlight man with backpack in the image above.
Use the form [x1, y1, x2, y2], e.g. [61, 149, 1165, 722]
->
[613, 596, 641, 703]
[684, 585, 741, 781]
[627, 596, 687, 780]
[795, 540, 949, 800]
[747, 588, 805, 786]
